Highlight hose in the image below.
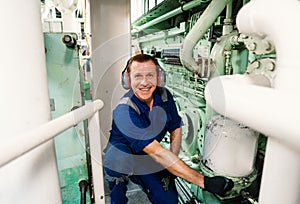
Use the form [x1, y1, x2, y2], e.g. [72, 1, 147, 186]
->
[79, 180, 89, 204]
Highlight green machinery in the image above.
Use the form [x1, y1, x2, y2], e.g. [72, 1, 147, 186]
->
[132, 0, 270, 203]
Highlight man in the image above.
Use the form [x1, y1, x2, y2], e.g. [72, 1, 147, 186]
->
[104, 54, 233, 204]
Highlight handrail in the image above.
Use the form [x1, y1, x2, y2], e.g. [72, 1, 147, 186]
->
[0, 99, 104, 168]
[131, 0, 203, 33]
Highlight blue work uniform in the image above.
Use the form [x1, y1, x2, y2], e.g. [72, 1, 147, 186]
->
[104, 87, 182, 204]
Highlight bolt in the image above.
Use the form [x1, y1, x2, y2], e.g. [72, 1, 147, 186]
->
[266, 61, 275, 71]
[248, 42, 256, 51]
[252, 61, 260, 69]
[263, 41, 272, 51]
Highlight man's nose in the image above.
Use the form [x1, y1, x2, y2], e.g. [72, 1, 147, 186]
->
[140, 76, 148, 85]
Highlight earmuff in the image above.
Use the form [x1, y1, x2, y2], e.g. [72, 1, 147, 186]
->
[121, 57, 166, 90]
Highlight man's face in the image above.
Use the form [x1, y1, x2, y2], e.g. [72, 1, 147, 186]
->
[129, 60, 157, 104]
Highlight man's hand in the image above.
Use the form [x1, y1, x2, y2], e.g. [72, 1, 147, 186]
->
[204, 176, 234, 196]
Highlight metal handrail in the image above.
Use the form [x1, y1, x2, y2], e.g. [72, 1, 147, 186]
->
[0, 99, 104, 168]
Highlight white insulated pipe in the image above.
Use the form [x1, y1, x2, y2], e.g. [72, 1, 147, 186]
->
[0, 1, 61, 203]
[180, 0, 231, 76]
[205, 75, 299, 149]
[205, 0, 300, 203]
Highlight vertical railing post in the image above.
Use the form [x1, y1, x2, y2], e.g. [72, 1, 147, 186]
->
[88, 111, 106, 204]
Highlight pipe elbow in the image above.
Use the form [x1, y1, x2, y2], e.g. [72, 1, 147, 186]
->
[180, 51, 198, 73]
[180, 43, 210, 77]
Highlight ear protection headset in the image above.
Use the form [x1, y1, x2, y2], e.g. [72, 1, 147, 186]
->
[121, 56, 166, 90]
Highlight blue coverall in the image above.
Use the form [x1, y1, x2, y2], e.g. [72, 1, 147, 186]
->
[104, 87, 182, 204]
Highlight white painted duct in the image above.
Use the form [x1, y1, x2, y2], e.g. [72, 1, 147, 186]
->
[205, 0, 300, 203]
[180, 0, 231, 76]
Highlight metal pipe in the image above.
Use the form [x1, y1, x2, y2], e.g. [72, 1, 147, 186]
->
[88, 110, 106, 204]
[0, 100, 104, 168]
[222, 1, 233, 35]
[132, 0, 203, 33]
[205, 0, 300, 203]
[137, 22, 186, 43]
[180, 0, 232, 76]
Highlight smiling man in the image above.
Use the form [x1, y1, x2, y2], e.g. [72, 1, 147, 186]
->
[103, 54, 233, 204]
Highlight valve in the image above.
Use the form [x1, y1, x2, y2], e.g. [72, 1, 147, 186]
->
[62, 34, 77, 48]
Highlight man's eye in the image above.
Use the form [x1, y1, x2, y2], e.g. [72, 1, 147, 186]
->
[147, 73, 154, 78]
[134, 74, 143, 80]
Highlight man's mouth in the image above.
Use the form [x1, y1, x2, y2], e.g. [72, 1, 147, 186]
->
[140, 88, 150, 92]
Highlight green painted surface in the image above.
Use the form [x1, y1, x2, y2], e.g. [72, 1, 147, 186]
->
[44, 33, 91, 204]
[59, 165, 90, 204]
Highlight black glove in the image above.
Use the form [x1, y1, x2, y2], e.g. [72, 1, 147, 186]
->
[204, 176, 234, 196]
